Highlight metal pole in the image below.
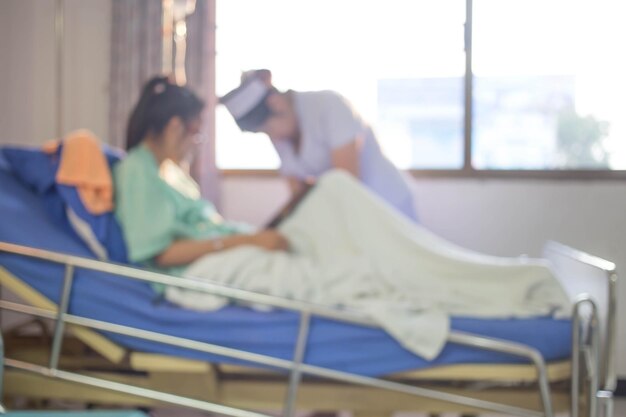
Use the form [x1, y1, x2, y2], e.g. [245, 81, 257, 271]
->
[596, 390, 614, 417]
[572, 296, 600, 417]
[589, 303, 600, 417]
[283, 312, 311, 417]
[572, 301, 582, 417]
[49, 265, 74, 370]
[604, 271, 618, 391]
[449, 331, 553, 417]
[463, 0, 473, 172]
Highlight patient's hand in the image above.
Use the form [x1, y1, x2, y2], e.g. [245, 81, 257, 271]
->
[251, 229, 289, 251]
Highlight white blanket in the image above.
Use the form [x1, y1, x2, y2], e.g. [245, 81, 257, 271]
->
[165, 171, 571, 360]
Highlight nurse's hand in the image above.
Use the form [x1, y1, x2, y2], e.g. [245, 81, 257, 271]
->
[251, 230, 290, 251]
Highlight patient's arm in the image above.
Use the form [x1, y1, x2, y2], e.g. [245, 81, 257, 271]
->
[154, 230, 289, 267]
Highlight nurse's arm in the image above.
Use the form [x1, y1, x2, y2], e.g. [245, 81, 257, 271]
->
[287, 176, 306, 195]
[287, 176, 317, 196]
[331, 139, 360, 178]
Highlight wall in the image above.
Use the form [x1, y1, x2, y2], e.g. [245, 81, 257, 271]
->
[0, 0, 112, 332]
[0, 0, 111, 146]
[221, 175, 626, 377]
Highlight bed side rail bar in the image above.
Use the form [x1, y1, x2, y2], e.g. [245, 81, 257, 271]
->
[0, 241, 374, 327]
[1, 299, 550, 417]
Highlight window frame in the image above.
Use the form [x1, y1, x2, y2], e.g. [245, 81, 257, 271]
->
[212, 0, 626, 180]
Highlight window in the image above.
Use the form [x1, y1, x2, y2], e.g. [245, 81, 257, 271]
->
[473, 0, 626, 170]
[215, 0, 626, 174]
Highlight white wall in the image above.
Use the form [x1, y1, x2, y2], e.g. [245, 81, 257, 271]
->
[0, 0, 55, 144]
[0, 0, 111, 146]
[0, 0, 111, 330]
[221, 175, 626, 377]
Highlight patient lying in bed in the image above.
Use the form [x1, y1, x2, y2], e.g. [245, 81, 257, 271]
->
[114, 77, 571, 360]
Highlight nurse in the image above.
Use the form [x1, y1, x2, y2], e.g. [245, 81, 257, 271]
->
[220, 69, 418, 221]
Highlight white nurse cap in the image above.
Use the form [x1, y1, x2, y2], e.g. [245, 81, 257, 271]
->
[220, 77, 271, 122]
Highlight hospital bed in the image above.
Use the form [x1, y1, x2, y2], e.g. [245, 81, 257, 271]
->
[0, 157, 617, 417]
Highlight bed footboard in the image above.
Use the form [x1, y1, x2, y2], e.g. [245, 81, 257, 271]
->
[543, 241, 618, 417]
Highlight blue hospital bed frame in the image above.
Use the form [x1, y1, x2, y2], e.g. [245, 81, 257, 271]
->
[0, 241, 618, 417]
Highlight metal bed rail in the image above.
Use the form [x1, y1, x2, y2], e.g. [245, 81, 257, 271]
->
[0, 241, 618, 417]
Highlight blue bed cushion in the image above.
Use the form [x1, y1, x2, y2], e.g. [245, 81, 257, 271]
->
[0, 168, 573, 377]
[1, 146, 128, 263]
[1, 148, 70, 237]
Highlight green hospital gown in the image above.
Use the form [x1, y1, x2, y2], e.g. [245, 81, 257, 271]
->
[113, 144, 248, 292]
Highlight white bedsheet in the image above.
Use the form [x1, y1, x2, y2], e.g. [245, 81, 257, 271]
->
[165, 171, 571, 360]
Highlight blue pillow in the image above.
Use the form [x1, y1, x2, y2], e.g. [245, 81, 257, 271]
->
[1, 146, 129, 263]
[1, 147, 57, 193]
[2, 147, 69, 233]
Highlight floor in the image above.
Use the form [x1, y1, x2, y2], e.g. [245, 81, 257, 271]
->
[146, 397, 626, 417]
[7, 396, 625, 416]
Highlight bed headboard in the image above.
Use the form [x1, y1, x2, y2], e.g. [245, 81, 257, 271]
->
[542, 241, 617, 391]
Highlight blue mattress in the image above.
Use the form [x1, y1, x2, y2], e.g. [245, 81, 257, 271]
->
[0, 167, 572, 377]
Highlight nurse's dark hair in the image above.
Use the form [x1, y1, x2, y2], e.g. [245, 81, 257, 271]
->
[125, 76, 205, 150]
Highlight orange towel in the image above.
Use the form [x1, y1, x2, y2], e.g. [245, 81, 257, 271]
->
[54, 130, 114, 215]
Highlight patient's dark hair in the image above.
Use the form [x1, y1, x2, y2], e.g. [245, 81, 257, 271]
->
[126, 76, 205, 150]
